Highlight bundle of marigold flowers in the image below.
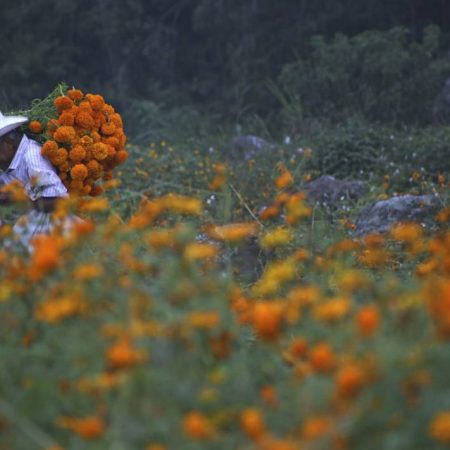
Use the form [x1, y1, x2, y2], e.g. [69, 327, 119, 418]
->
[22, 84, 128, 196]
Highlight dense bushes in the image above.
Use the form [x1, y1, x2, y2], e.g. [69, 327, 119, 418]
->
[275, 26, 450, 129]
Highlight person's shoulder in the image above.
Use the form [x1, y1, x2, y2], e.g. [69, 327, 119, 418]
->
[23, 136, 44, 161]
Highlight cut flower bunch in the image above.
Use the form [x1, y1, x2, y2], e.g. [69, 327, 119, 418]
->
[22, 84, 128, 196]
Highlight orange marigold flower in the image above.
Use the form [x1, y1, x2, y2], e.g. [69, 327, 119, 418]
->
[28, 120, 42, 133]
[29, 235, 61, 280]
[86, 160, 103, 179]
[429, 411, 450, 443]
[275, 166, 294, 189]
[356, 304, 380, 337]
[187, 311, 220, 329]
[309, 342, 335, 373]
[103, 136, 120, 149]
[54, 95, 74, 112]
[289, 337, 308, 358]
[105, 144, 116, 159]
[110, 113, 123, 128]
[70, 163, 88, 181]
[390, 222, 422, 242]
[102, 104, 115, 114]
[100, 121, 116, 136]
[260, 385, 279, 407]
[302, 416, 331, 440]
[69, 145, 87, 163]
[41, 140, 58, 158]
[92, 142, 108, 161]
[80, 135, 94, 146]
[56, 415, 105, 440]
[114, 150, 128, 166]
[240, 408, 266, 440]
[50, 148, 69, 166]
[183, 411, 214, 440]
[78, 100, 93, 113]
[58, 111, 75, 126]
[106, 338, 146, 370]
[259, 204, 280, 221]
[54, 126, 76, 143]
[335, 364, 365, 397]
[67, 88, 84, 101]
[75, 110, 95, 129]
[252, 301, 283, 340]
[87, 94, 105, 111]
[89, 185, 104, 197]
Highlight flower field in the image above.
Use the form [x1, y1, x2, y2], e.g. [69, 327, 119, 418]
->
[0, 138, 449, 450]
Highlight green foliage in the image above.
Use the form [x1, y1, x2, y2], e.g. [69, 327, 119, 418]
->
[276, 26, 450, 129]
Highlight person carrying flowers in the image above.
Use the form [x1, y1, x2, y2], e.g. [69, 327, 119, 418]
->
[0, 112, 70, 248]
[0, 84, 128, 249]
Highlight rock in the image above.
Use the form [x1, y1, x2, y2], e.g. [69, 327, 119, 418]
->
[229, 135, 275, 161]
[354, 194, 439, 236]
[304, 175, 365, 208]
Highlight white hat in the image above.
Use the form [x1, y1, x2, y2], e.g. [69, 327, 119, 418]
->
[0, 111, 28, 138]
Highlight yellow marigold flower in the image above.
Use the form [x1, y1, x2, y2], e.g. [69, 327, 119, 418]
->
[285, 192, 311, 225]
[260, 226, 293, 248]
[240, 407, 266, 440]
[184, 242, 218, 261]
[313, 296, 351, 322]
[28, 120, 42, 133]
[252, 259, 297, 296]
[79, 198, 109, 212]
[338, 269, 368, 293]
[73, 263, 103, 280]
[56, 415, 105, 440]
[0, 180, 27, 202]
[54, 126, 76, 143]
[429, 411, 450, 443]
[207, 222, 259, 242]
[35, 295, 86, 323]
[146, 229, 176, 249]
[187, 311, 220, 329]
[54, 95, 74, 112]
[183, 411, 215, 440]
[70, 163, 88, 181]
[161, 194, 203, 215]
[67, 88, 84, 101]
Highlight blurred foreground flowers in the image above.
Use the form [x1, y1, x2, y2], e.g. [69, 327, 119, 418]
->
[0, 162, 449, 450]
